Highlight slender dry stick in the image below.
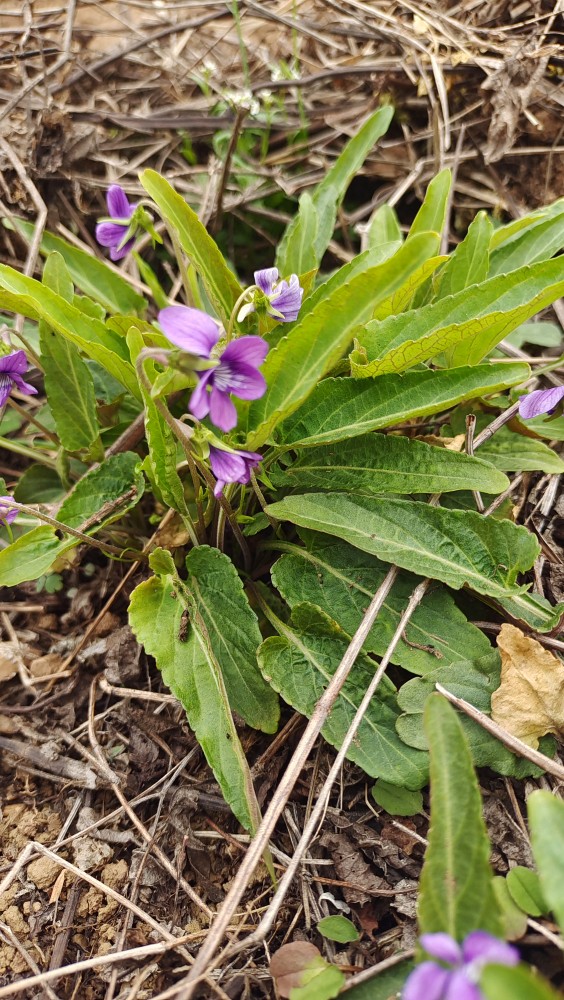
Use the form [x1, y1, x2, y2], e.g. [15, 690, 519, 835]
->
[465, 412, 484, 513]
[172, 564, 400, 994]
[435, 683, 564, 780]
[3, 501, 143, 559]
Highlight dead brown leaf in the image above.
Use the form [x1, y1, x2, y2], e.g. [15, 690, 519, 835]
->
[270, 942, 321, 998]
[491, 624, 564, 748]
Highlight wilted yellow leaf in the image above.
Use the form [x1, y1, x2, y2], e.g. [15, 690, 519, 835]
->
[491, 624, 564, 748]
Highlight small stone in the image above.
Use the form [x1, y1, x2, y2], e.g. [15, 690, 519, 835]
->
[27, 856, 61, 890]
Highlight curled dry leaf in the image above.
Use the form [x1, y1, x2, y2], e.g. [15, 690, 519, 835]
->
[270, 942, 321, 998]
[491, 624, 564, 748]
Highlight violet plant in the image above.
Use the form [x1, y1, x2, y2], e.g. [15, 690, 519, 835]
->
[1, 106, 564, 996]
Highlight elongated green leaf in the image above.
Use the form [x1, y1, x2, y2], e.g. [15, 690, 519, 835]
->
[279, 363, 530, 448]
[276, 106, 393, 274]
[57, 452, 143, 529]
[0, 526, 73, 587]
[493, 592, 564, 634]
[280, 433, 508, 495]
[140, 169, 242, 324]
[477, 427, 564, 474]
[128, 551, 262, 833]
[40, 252, 101, 453]
[276, 191, 318, 276]
[365, 203, 403, 251]
[408, 169, 451, 245]
[351, 257, 564, 375]
[7, 218, 145, 314]
[0, 453, 143, 586]
[271, 531, 492, 675]
[489, 210, 548, 250]
[506, 867, 547, 917]
[528, 790, 564, 932]
[436, 212, 492, 298]
[418, 695, 502, 937]
[489, 200, 564, 274]
[258, 607, 429, 789]
[295, 237, 432, 327]
[373, 255, 447, 320]
[396, 658, 551, 778]
[267, 494, 539, 599]
[0, 265, 140, 399]
[245, 238, 476, 448]
[185, 546, 279, 734]
[481, 964, 562, 1000]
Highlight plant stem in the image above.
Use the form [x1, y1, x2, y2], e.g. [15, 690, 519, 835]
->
[5, 500, 143, 559]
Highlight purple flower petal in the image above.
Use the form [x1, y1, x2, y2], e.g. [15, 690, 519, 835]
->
[0, 496, 18, 526]
[444, 969, 481, 1000]
[420, 934, 462, 965]
[209, 447, 248, 483]
[0, 350, 28, 375]
[519, 387, 564, 420]
[189, 371, 213, 420]
[225, 365, 266, 401]
[158, 306, 220, 357]
[109, 238, 135, 262]
[10, 373, 37, 397]
[269, 274, 304, 322]
[220, 335, 269, 368]
[95, 221, 129, 249]
[106, 184, 134, 219]
[462, 932, 518, 967]
[209, 386, 238, 431]
[403, 961, 451, 1000]
[254, 267, 279, 295]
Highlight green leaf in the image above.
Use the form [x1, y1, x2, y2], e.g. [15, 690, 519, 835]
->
[58, 452, 144, 529]
[271, 532, 492, 675]
[139, 169, 243, 325]
[40, 255, 101, 454]
[290, 961, 345, 1000]
[275, 191, 319, 276]
[0, 526, 74, 587]
[506, 867, 548, 917]
[343, 960, 414, 999]
[13, 465, 65, 505]
[0, 453, 144, 586]
[528, 790, 564, 932]
[276, 106, 394, 274]
[0, 265, 140, 400]
[489, 200, 564, 274]
[128, 556, 262, 833]
[493, 592, 564, 634]
[418, 694, 502, 937]
[351, 257, 564, 375]
[316, 916, 359, 943]
[372, 779, 423, 816]
[364, 203, 403, 251]
[127, 330, 191, 520]
[481, 964, 562, 1000]
[373, 254, 448, 320]
[6, 218, 146, 315]
[266, 494, 540, 600]
[245, 238, 483, 449]
[280, 433, 509, 495]
[493, 877, 528, 941]
[258, 606, 429, 789]
[407, 169, 451, 246]
[477, 427, 564, 474]
[185, 546, 279, 734]
[396, 655, 549, 779]
[436, 212, 492, 298]
[279, 363, 530, 448]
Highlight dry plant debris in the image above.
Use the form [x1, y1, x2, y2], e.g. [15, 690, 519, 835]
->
[492, 623, 564, 748]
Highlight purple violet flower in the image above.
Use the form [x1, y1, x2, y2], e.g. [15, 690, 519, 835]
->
[0, 496, 18, 526]
[209, 445, 262, 498]
[519, 386, 564, 420]
[158, 305, 268, 432]
[403, 931, 519, 1000]
[96, 185, 137, 261]
[0, 351, 37, 408]
[254, 267, 303, 322]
